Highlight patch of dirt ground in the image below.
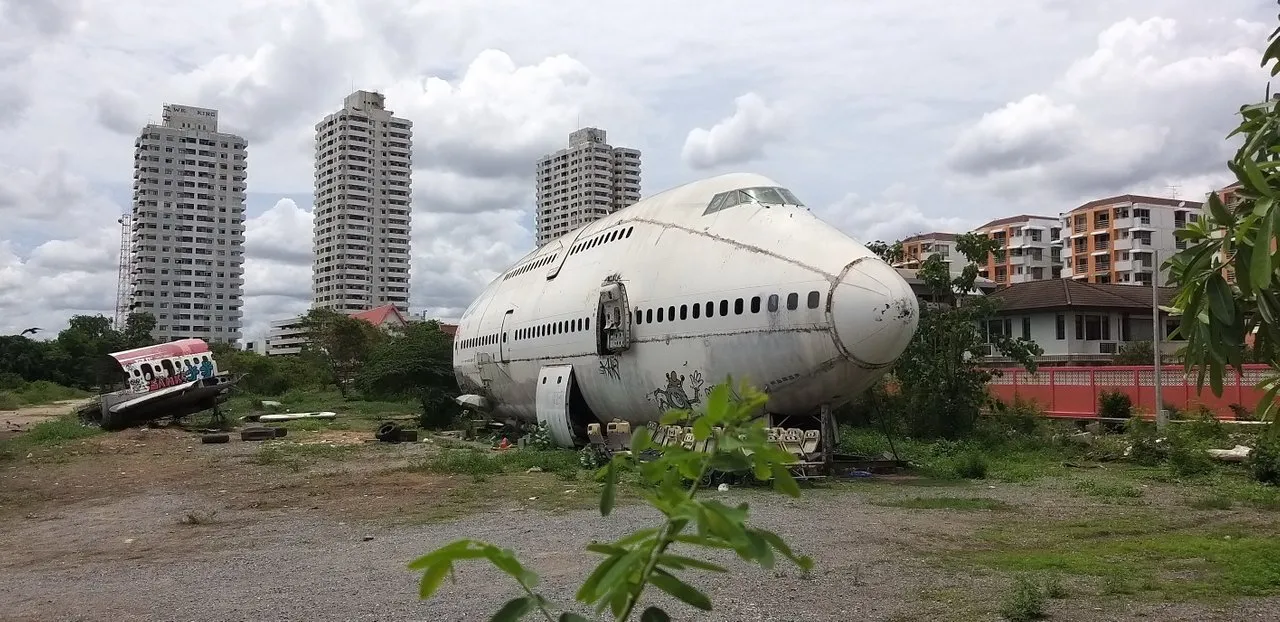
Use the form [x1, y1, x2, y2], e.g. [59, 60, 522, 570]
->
[0, 399, 94, 440]
[2, 427, 1279, 621]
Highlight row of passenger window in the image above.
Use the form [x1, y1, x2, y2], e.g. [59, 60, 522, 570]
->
[458, 289, 823, 352]
[459, 333, 501, 349]
[503, 253, 558, 281]
[634, 290, 822, 324]
[514, 316, 592, 341]
[570, 225, 634, 256]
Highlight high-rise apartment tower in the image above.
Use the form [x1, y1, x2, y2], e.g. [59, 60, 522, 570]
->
[311, 90, 413, 313]
[126, 104, 247, 344]
[534, 127, 641, 247]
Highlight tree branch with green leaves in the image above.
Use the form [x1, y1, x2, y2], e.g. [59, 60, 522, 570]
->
[1165, 12, 1280, 421]
[408, 378, 814, 621]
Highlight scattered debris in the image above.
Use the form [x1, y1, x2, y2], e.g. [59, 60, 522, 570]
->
[200, 433, 230, 445]
[526, 467, 542, 473]
[717, 483, 730, 492]
[240, 427, 276, 442]
[256, 412, 337, 423]
[362, 535, 374, 542]
[1207, 445, 1252, 462]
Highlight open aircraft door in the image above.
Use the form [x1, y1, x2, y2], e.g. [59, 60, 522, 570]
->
[535, 365, 577, 447]
[498, 309, 513, 363]
[596, 280, 632, 355]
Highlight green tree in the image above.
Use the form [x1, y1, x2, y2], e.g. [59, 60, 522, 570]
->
[866, 239, 905, 264]
[1165, 16, 1280, 421]
[356, 320, 458, 427]
[119, 312, 157, 349]
[299, 308, 384, 397]
[54, 314, 127, 390]
[891, 232, 1042, 437]
[409, 379, 812, 620]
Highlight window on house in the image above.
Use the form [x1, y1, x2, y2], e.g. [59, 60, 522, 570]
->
[1022, 317, 1031, 340]
[1075, 314, 1111, 340]
[1055, 314, 1065, 340]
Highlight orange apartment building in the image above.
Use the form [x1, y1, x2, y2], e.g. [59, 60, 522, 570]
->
[894, 232, 959, 272]
[1060, 194, 1204, 287]
[972, 215, 1063, 285]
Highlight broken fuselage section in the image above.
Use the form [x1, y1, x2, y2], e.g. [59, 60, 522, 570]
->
[78, 338, 238, 430]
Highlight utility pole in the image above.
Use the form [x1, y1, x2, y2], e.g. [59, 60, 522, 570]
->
[1153, 248, 1166, 432]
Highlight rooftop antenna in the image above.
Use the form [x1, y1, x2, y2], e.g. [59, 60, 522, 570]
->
[1166, 184, 1180, 200]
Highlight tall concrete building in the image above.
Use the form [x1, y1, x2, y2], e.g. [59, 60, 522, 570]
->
[1059, 194, 1203, 287]
[534, 127, 641, 247]
[311, 90, 413, 314]
[973, 215, 1064, 284]
[126, 104, 247, 344]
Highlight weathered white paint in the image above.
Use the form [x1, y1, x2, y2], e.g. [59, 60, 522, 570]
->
[452, 172, 919, 447]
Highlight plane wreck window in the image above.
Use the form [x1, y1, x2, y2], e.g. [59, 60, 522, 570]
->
[719, 300, 729, 316]
[751, 296, 761, 313]
[734, 298, 744, 315]
[657, 307, 665, 322]
[692, 303, 701, 319]
[787, 293, 799, 310]
[706, 301, 714, 317]
[808, 291, 820, 309]
[635, 309, 643, 324]
[768, 294, 779, 312]
[646, 309, 653, 323]
[679, 304, 687, 320]
[626, 226, 634, 237]
[668, 305, 675, 320]
[503, 332, 508, 342]
[585, 317, 590, 331]
[744, 187, 786, 205]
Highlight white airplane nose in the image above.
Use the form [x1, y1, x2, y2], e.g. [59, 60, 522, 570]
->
[828, 258, 919, 366]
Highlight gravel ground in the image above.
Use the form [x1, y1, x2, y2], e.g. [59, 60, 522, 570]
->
[4, 429, 1280, 621]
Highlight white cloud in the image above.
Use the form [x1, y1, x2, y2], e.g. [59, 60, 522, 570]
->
[817, 190, 973, 246]
[945, 16, 1269, 205]
[681, 93, 786, 170]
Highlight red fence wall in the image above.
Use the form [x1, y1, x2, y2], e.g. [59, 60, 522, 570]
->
[984, 365, 1271, 420]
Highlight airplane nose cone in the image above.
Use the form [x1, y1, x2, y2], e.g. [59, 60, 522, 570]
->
[829, 258, 919, 366]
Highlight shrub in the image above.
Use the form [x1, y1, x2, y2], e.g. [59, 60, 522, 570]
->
[1125, 419, 1166, 466]
[1098, 391, 1133, 419]
[1000, 575, 1047, 621]
[1183, 405, 1228, 442]
[0, 391, 19, 411]
[1248, 429, 1280, 485]
[953, 451, 989, 479]
[1166, 431, 1215, 478]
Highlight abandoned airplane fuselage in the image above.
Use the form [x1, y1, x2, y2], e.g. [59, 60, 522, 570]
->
[79, 338, 237, 430]
[452, 172, 920, 447]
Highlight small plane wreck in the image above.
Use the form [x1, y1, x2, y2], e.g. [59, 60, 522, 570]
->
[77, 338, 238, 430]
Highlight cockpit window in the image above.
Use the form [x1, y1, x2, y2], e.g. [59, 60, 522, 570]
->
[744, 187, 786, 205]
[704, 186, 804, 215]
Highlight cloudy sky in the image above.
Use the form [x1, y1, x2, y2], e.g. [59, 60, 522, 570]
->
[0, 0, 1274, 342]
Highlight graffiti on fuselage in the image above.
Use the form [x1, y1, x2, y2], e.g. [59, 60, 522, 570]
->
[598, 356, 621, 381]
[648, 369, 707, 412]
[125, 354, 219, 394]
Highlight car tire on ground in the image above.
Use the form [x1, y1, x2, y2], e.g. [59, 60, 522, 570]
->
[375, 422, 402, 443]
[240, 427, 275, 442]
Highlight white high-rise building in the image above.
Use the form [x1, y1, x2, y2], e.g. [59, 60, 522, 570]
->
[535, 127, 641, 247]
[311, 90, 413, 314]
[126, 104, 247, 344]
